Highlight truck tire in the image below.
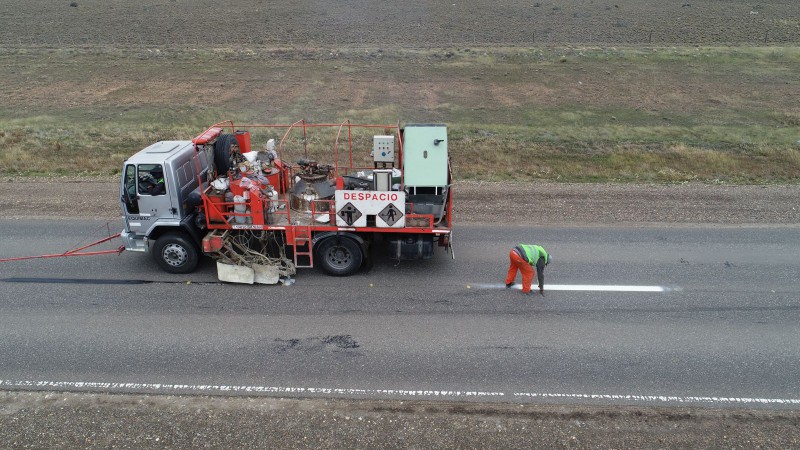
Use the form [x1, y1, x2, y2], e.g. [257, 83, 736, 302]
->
[315, 236, 363, 276]
[213, 133, 235, 175]
[153, 232, 199, 274]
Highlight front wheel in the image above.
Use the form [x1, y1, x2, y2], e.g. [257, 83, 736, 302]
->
[315, 237, 363, 276]
[153, 232, 199, 274]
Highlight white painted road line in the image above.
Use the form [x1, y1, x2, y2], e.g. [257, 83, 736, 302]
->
[541, 284, 667, 292]
[2, 380, 798, 407]
[0, 380, 502, 399]
[472, 283, 670, 292]
[514, 392, 800, 406]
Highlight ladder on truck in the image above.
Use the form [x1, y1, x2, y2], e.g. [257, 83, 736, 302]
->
[290, 226, 314, 269]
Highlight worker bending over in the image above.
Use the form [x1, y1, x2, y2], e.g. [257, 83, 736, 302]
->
[505, 244, 551, 296]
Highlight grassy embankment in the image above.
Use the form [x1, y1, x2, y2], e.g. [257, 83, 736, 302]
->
[0, 46, 798, 182]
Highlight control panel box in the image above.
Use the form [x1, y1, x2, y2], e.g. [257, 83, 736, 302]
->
[372, 135, 395, 164]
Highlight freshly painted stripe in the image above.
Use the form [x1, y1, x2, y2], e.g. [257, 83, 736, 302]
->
[541, 284, 666, 292]
[472, 283, 668, 292]
[1, 379, 797, 406]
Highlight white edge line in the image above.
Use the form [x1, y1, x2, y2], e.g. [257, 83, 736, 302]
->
[1, 380, 798, 406]
[0, 380, 502, 398]
[513, 392, 800, 405]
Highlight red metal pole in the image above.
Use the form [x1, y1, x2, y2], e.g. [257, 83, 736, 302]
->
[63, 233, 122, 255]
[0, 232, 124, 263]
[348, 121, 353, 170]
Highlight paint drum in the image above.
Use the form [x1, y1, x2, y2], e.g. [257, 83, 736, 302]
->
[263, 167, 281, 192]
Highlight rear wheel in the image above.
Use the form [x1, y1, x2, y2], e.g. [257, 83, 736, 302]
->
[315, 237, 363, 276]
[153, 232, 199, 274]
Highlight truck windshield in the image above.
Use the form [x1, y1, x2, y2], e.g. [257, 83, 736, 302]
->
[138, 164, 166, 196]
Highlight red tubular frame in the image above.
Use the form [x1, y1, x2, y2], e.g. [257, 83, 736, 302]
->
[193, 119, 450, 237]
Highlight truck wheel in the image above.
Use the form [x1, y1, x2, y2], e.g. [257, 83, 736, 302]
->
[315, 237, 363, 276]
[153, 233, 199, 274]
[213, 133, 235, 175]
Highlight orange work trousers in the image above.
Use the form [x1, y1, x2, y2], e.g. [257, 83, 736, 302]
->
[505, 250, 535, 293]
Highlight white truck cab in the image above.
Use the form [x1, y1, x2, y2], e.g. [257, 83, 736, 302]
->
[120, 140, 208, 273]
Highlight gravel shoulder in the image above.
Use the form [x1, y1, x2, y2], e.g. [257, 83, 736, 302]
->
[1, 392, 799, 449]
[2, 177, 799, 225]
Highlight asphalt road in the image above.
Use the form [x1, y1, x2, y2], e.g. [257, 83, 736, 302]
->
[1, 219, 799, 409]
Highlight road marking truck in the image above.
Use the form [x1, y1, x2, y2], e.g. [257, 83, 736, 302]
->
[119, 120, 453, 283]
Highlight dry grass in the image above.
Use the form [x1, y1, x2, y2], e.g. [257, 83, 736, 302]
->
[0, 45, 798, 182]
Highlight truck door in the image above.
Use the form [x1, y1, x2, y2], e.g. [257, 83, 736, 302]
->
[123, 164, 176, 235]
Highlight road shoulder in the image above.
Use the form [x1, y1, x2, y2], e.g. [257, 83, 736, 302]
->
[2, 391, 799, 449]
[2, 178, 799, 225]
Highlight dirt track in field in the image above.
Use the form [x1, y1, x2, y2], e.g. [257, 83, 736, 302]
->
[2, 0, 799, 47]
